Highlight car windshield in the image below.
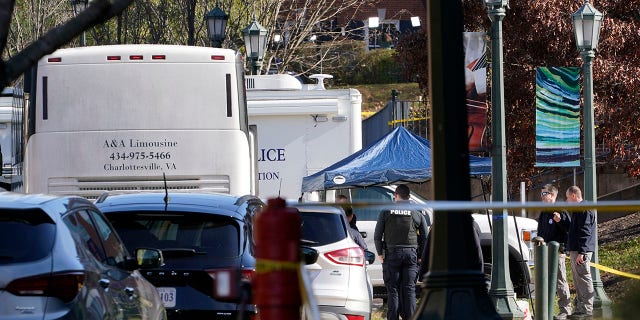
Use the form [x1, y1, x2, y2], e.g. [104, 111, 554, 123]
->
[300, 211, 347, 246]
[0, 209, 56, 264]
[349, 186, 431, 224]
[350, 187, 395, 221]
[108, 211, 241, 259]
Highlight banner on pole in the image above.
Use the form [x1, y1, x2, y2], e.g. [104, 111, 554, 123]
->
[464, 32, 488, 152]
[535, 67, 581, 167]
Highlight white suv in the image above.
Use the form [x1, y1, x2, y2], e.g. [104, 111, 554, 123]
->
[293, 204, 373, 320]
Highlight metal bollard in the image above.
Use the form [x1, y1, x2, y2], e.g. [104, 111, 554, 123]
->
[534, 236, 548, 320]
[547, 241, 560, 320]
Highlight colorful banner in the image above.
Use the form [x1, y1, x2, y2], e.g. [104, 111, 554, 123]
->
[464, 32, 488, 152]
[535, 67, 581, 167]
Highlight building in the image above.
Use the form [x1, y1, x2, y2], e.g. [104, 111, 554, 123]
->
[338, 0, 426, 49]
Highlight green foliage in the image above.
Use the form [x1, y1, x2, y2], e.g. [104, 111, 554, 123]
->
[337, 48, 404, 85]
[343, 83, 422, 112]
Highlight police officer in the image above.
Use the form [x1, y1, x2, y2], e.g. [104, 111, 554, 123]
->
[538, 184, 572, 319]
[374, 184, 427, 320]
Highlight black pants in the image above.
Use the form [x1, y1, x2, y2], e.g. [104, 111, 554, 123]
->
[383, 247, 419, 320]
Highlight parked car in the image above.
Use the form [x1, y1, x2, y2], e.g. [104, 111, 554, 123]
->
[95, 192, 264, 320]
[292, 204, 374, 320]
[0, 192, 166, 320]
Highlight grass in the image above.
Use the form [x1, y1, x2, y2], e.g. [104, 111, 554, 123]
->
[599, 237, 640, 273]
[331, 82, 423, 114]
[598, 237, 640, 318]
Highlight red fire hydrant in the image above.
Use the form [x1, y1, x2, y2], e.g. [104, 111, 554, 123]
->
[253, 198, 302, 320]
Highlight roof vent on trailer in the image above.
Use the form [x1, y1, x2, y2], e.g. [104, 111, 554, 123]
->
[308, 74, 333, 90]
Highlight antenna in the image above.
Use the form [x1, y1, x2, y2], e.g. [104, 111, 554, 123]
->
[278, 178, 282, 198]
[163, 172, 169, 211]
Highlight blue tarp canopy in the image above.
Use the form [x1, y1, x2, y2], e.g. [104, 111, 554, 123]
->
[301, 126, 492, 192]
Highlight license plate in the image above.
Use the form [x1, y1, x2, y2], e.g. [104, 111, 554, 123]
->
[157, 287, 176, 308]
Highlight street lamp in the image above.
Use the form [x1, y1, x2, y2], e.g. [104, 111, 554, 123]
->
[70, 0, 88, 46]
[242, 17, 268, 75]
[571, 1, 611, 317]
[204, 0, 229, 48]
[484, 0, 523, 318]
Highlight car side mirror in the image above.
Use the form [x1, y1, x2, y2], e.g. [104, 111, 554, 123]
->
[301, 246, 319, 265]
[364, 250, 375, 265]
[135, 248, 164, 269]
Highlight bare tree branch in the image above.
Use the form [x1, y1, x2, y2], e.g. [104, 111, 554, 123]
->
[0, 0, 135, 90]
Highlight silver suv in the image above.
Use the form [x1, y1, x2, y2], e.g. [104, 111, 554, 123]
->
[0, 192, 166, 320]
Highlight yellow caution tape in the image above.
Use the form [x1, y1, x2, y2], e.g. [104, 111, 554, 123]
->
[530, 258, 640, 280]
[590, 262, 640, 280]
[255, 258, 299, 273]
[387, 117, 429, 126]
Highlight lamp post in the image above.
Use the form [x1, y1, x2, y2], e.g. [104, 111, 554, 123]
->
[242, 17, 268, 75]
[484, 0, 523, 318]
[70, 0, 88, 46]
[204, 0, 229, 48]
[414, 0, 499, 318]
[571, 1, 611, 317]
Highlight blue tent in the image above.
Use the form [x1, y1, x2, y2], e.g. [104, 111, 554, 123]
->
[301, 126, 491, 192]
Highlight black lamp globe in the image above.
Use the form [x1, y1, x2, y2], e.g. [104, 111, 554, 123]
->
[205, 1, 229, 48]
[242, 18, 268, 74]
[572, 0, 603, 52]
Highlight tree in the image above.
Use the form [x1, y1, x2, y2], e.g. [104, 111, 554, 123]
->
[492, 0, 640, 196]
[1, 0, 136, 90]
[243, 0, 371, 77]
[394, 28, 428, 95]
[4, 0, 374, 79]
[397, 0, 640, 197]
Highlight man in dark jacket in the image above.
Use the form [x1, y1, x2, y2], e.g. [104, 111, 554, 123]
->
[565, 185, 596, 319]
[345, 205, 367, 250]
[374, 184, 428, 320]
[538, 184, 572, 319]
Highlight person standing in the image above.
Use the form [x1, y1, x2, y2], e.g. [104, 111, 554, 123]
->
[374, 184, 428, 320]
[337, 194, 360, 231]
[346, 208, 367, 250]
[565, 185, 596, 319]
[538, 184, 572, 320]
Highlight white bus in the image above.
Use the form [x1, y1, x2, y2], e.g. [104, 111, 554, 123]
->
[13, 44, 256, 198]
